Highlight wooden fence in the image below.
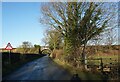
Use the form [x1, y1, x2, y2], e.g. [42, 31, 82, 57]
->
[77, 58, 118, 72]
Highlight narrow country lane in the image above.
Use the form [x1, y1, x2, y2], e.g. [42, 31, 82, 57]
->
[3, 56, 72, 80]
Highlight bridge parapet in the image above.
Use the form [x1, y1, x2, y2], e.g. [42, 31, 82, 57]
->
[41, 46, 49, 51]
[40, 46, 51, 55]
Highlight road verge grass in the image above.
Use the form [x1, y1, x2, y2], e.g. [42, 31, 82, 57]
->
[53, 58, 103, 80]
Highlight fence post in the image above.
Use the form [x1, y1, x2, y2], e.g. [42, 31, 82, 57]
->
[85, 56, 88, 69]
[110, 58, 112, 70]
[100, 58, 103, 72]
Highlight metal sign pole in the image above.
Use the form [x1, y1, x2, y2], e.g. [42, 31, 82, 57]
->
[9, 50, 11, 64]
[5, 43, 13, 64]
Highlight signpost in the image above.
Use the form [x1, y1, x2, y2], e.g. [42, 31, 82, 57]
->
[5, 43, 13, 64]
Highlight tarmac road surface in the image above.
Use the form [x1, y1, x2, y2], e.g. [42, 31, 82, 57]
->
[3, 56, 72, 80]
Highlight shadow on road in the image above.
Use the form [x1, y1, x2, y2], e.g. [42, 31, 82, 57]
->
[2, 54, 73, 80]
[2, 52, 46, 78]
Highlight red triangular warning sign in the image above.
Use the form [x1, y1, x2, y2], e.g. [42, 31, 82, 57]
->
[5, 43, 13, 50]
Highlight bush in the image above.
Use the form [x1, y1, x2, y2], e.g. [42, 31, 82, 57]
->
[56, 49, 63, 59]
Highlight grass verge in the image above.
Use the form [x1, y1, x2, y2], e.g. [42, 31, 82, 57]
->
[53, 58, 103, 80]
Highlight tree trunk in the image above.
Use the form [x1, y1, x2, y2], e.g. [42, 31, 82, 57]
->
[81, 42, 87, 70]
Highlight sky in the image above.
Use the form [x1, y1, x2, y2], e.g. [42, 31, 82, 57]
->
[1, 0, 119, 2]
[2, 2, 48, 48]
[1, 1, 119, 48]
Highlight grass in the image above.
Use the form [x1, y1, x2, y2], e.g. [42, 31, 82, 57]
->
[53, 58, 102, 80]
[87, 54, 118, 65]
[52, 46, 119, 80]
[53, 52, 119, 81]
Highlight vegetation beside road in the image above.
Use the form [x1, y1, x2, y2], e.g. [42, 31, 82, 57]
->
[52, 45, 119, 80]
[54, 58, 102, 80]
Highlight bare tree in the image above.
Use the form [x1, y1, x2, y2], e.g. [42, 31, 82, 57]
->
[40, 2, 117, 69]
